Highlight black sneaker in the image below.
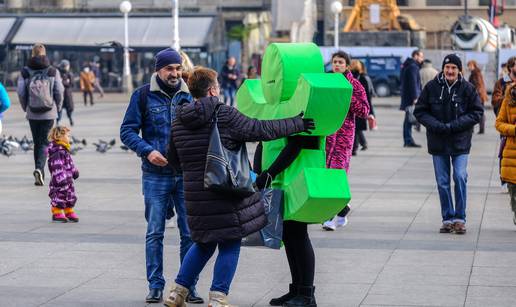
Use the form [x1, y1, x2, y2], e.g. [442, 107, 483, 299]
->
[145, 288, 162, 303]
[186, 289, 204, 304]
[33, 169, 44, 186]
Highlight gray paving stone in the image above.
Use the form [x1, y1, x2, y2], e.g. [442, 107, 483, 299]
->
[465, 286, 516, 307]
[363, 284, 467, 306]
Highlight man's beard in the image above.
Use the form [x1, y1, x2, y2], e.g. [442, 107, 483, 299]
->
[165, 76, 179, 87]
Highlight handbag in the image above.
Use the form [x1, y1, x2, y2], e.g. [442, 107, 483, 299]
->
[367, 114, 377, 131]
[242, 187, 284, 249]
[405, 105, 418, 125]
[204, 105, 255, 197]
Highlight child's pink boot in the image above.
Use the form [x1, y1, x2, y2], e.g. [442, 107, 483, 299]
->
[51, 207, 68, 223]
[64, 208, 79, 223]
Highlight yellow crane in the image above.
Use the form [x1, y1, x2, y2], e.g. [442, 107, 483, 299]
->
[343, 0, 421, 32]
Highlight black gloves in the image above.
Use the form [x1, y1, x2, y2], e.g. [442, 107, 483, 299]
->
[297, 112, 315, 134]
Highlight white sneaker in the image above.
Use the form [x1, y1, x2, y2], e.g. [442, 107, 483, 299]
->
[336, 216, 348, 228]
[322, 219, 336, 231]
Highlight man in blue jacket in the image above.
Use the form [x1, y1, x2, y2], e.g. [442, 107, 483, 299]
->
[120, 48, 202, 304]
[400, 49, 424, 148]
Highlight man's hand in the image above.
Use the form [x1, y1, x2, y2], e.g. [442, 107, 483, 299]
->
[147, 150, 168, 166]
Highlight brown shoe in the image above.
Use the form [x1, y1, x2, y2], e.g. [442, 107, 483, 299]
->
[439, 223, 454, 233]
[454, 222, 466, 235]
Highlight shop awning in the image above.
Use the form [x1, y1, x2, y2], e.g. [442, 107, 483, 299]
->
[11, 16, 214, 48]
[0, 18, 16, 44]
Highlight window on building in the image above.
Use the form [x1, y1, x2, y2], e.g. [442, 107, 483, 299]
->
[478, 0, 489, 5]
[506, 0, 516, 5]
[426, 0, 461, 5]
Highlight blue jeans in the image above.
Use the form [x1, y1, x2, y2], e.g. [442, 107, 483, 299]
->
[175, 239, 241, 295]
[432, 154, 468, 224]
[223, 87, 236, 107]
[403, 111, 415, 145]
[142, 172, 197, 291]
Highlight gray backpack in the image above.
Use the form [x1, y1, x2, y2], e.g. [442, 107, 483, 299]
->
[26, 68, 54, 113]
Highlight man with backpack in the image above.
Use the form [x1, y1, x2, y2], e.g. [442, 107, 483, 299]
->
[17, 43, 63, 186]
[120, 48, 202, 304]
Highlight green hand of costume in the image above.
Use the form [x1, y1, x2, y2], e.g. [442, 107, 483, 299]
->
[237, 43, 353, 223]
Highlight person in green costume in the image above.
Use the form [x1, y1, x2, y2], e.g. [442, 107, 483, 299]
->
[238, 43, 353, 307]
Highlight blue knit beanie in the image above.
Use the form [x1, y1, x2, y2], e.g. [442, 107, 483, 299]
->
[155, 48, 182, 71]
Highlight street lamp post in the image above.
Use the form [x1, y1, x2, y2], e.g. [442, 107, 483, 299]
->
[331, 1, 343, 49]
[120, 1, 133, 94]
[171, 0, 180, 50]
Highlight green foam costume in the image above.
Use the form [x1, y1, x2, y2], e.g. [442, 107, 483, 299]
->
[236, 43, 353, 223]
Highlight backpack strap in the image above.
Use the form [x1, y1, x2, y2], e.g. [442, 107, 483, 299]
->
[138, 84, 150, 118]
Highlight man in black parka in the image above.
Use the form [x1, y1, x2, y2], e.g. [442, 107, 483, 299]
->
[414, 54, 483, 235]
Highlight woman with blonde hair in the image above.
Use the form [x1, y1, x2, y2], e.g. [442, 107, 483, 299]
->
[467, 60, 488, 134]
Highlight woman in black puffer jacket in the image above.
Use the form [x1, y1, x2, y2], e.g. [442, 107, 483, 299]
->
[164, 67, 314, 307]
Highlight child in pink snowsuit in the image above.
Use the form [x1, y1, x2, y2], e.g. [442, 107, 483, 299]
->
[47, 126, 80, 222]
[324, 51, 370, 231]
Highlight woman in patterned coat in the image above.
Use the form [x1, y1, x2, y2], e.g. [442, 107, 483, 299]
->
[323, 51, 370, 231]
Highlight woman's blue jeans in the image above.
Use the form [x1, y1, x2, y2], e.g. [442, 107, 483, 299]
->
[175, 239, 241, 294]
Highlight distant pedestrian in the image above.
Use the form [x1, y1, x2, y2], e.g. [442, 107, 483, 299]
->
[492, 57, 516, 116]
[164, 66, 311, 307]
[0, 81, 10, 135]
[47, 126, 79, 223]
[323, 51, 369, 231]
[220, 57, 240, 106]
[179, 50, 195, 84]
[495, 83, 516, 226]
[17, 43, 64, 186]
[400, 49, 424, 148]
[90, 61, 104, 98]
[57, 60, 75, 126]
[120, 47, 203, 304]
[420, 59, 438, 88]
[467, 60, 488, 134]
[414, 54, 483, 235]
[350, 59, 375, 155]
[500, 62, 508, 79]
[80, 66, 95, 106]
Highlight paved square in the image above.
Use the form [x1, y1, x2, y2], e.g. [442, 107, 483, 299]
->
[1, 94, 514, 306]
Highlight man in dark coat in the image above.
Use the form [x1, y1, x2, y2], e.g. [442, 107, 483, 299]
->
[414, 54, 484, 235]
[164, 67, 313, 307]
[57, 60, 75, 126]
[400, 49, 424, 148]
[120, 48, 203, 304]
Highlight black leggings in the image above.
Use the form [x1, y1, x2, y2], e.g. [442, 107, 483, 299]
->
[283, 221, 315, 287]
